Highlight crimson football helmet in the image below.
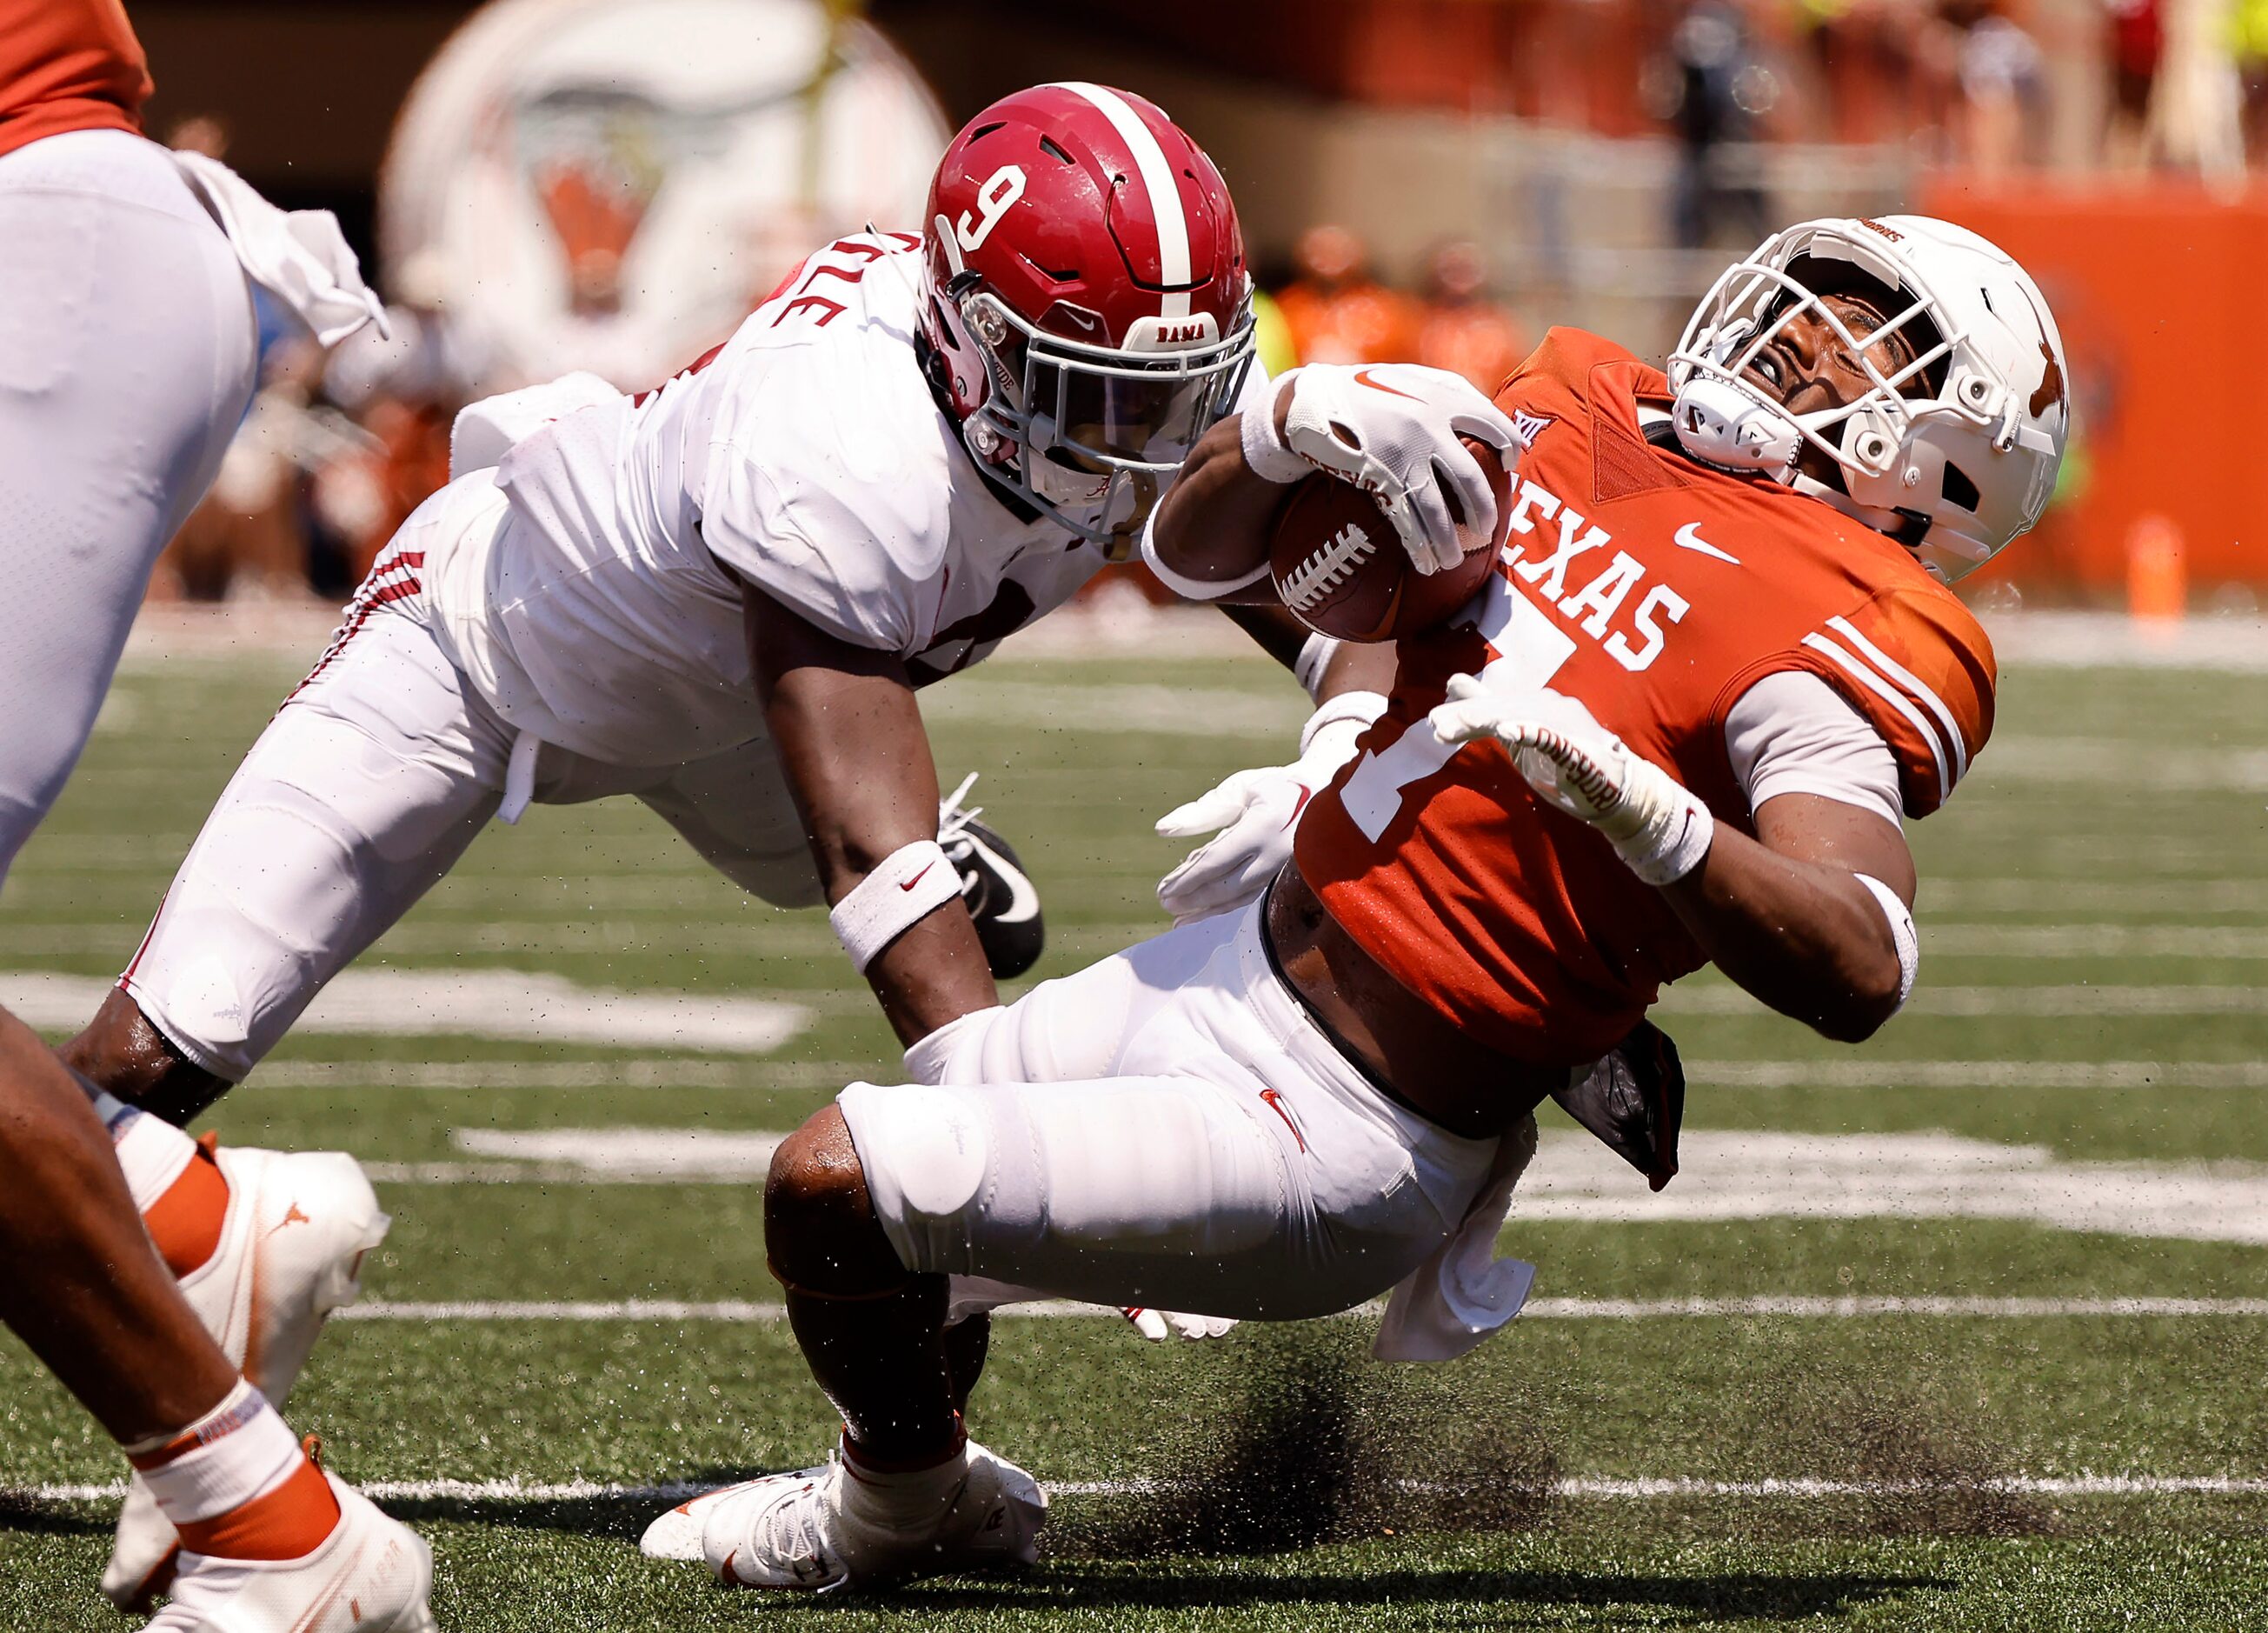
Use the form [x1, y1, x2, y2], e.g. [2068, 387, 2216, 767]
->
[920, 83, 1255, 553]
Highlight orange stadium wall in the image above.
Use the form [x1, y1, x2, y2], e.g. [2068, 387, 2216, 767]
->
[1924, 177, 2268, 597]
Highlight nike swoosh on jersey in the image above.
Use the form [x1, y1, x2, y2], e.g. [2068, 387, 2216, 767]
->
[961, 830, 1041, 923]
[1673, 523, 1741, 565]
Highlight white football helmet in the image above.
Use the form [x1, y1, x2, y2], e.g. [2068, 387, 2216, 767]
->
[1667, 216, 2069, 582]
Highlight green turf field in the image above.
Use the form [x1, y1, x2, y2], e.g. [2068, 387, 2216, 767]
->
[2, 630, 2265, 1630]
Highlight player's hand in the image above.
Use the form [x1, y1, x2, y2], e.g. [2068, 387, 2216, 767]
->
[1123, 1307, 1239, 1342]
[1154, 693, 1387, 923]
[1427, 674, 1714, 886]
[1277, 364, 1523, 576]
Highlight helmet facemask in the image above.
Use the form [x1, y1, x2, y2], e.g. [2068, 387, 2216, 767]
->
[952, 280, 1254, 556]
[1673, 250, 1953, 490]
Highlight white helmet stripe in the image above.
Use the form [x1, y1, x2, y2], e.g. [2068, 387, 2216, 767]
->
[1047, 81, 1193, 320]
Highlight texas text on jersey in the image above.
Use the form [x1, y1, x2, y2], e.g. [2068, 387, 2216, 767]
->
[1294, 326, 1995, 1068]
[428, 230, 1201, 769]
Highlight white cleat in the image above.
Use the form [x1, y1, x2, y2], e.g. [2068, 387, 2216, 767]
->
[640, 1439, 1046, 1594]
[106, 1144, 390, 1612]
[145, 1472, 436, 1633]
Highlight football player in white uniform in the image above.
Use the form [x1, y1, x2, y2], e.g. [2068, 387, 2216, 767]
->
[0, 3, 436, 1626]
[58, 81, 1467, 1590]
[642, 216, 2065, 1596]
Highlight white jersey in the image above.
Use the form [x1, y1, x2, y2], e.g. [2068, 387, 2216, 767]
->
[423, 232, 1101, 767]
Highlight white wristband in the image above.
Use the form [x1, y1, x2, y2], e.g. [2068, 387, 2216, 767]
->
[1239, 372, 1310, 483]
[1300, 689, 1388, 757]
[1294, 633, 1342, 703]
[1139, 507, 1271, 603]
[1852, 872, 1919, 1010]
[830, 840, 962, 972]
[1600, 757, 1716, 887]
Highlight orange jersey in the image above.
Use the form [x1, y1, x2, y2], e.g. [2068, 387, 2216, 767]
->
[1294, 328, 1996, 1068]
[0, 0, 150, 163]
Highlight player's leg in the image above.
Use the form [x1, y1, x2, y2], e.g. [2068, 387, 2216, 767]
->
[650, 903, 1500, 1591]
[58, 583, 507, 1602]
[0, 129, 432, 1626]
[65, 588, 512, 1121]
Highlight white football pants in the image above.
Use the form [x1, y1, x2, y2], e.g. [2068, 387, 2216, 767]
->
[0, 130, 258, 883]
[119, 485, 819, 1081]
[838, 899, 1506, 1322]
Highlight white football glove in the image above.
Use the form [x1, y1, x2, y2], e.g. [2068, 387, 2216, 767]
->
[1122, 1306, 1239, 1343]
[1267, 363, 1526, 576]
[1154, 692, 1388, 923]
[1427, 673, 1715, 886]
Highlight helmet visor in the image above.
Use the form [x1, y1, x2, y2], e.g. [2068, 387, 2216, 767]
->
[1031, 353, 1247, 471]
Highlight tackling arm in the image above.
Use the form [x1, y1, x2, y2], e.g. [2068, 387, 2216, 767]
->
[747, 588, 999, 1046]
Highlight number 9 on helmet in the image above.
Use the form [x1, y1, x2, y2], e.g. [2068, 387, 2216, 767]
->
[917, 83, 1257, 557]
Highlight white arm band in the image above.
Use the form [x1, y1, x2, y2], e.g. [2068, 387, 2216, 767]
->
[1139, 508, 1271, 603]
[1294, 633, 1342, 703]
[829, 840, 962, 973]
[1852, 872, 1919, 1010]
[1300, 689, 1389, 757]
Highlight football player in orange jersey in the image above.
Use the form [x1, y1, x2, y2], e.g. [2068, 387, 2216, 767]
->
[647, 217, 2065, 1596]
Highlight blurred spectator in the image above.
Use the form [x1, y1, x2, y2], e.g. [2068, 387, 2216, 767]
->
[2234, 0, 2268, 163]
[1249, 287, 1300, 378]
[1792, 0, 1916, 145]
[1274, 225, 1421, 365]
[2102, 0, 2165, 164]
[1657, 0, 1777, 248]
[1941, 0, 2045, 173]
[1413, 241, 1530, 392]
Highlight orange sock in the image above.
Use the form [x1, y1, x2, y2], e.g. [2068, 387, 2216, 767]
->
[173, 1452, 342, 1563]
[143, 1134, 229, 1278]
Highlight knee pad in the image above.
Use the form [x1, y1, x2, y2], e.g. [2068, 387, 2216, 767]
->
[838, 1082, 997, 1273]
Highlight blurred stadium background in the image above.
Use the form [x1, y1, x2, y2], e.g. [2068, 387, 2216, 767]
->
[6, 4, 2267, 1628]
[120, 0, 2264, 614]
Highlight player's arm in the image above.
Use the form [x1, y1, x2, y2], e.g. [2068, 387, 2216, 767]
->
[1658, 797, 1912, 1043]
[746, 588, 998, 1046]
[1146, 362, 1524, 595]
[1429, 678, 1916, 1043]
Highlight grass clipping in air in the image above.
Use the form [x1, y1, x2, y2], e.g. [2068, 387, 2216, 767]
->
[1047, 1324, 1559, 1557]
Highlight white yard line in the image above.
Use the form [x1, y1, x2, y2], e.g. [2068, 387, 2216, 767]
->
[356, 1127, 2268, 1246]
[257, 1060, 868, 1091]
[1685, 1059, 2268, 1088]
[18, 919, 2268, 962]
[0, 970, 808, 1054]
[1659, 984, 2268, 1017]
[330, 1296, 2268, 1324]
[16, 1473, 2268, 1504]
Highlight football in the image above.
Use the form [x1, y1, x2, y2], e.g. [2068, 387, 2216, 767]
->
[1267, 437, 1513, 643]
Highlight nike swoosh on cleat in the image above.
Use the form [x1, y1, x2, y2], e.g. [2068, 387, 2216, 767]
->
[1673, 523, 1741, 564]
[961, 832, 1041, 925]
[1353, 368, 1420, 401]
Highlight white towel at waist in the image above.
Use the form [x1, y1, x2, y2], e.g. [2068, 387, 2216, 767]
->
[170, 151, 386, 349]
[1372, 1111, 1540, 1363]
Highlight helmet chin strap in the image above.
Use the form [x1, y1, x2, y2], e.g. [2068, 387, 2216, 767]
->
[1669, 377, 1801, 480]
[1672, 376, 1925, 558]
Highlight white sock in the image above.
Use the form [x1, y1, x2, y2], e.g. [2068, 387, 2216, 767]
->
[87, 1087, 196, 1211]
[840, 1434, 970, 1529]
[124, 1379, 303, 1527]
